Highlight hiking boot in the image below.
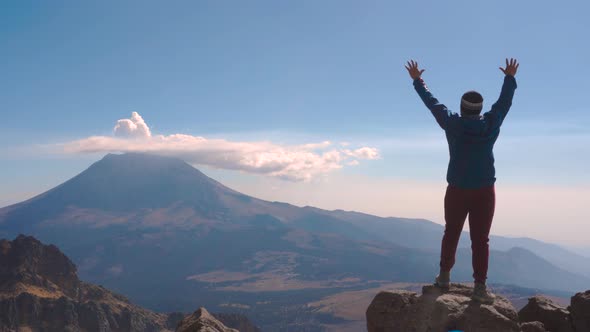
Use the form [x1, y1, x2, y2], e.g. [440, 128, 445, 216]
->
[472, 282, 496, 304]
[434, 271, 450, 289]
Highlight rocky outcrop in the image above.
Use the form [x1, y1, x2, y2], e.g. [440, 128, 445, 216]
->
[517, 292, 590, 332]
[212, 313, 261, 332]
[176, 307, 237, 332]
[170, 310, 259, 332]
[366, 284, 521, 332]
[0, 235, 255, 332]
[367, 284, 590, 332]
[570, 290, 590, 332]
[0, 235, 79, 298]
[0, 235, 170, 332]
[518, 296, 574, 332]
[0, 290, 168, 331]
[520, 321, 547, 332]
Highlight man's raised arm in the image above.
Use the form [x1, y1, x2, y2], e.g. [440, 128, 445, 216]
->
[484, 58, 519, 129]
[406, 60, 452, 130]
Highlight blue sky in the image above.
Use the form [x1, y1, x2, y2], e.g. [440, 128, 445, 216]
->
[1, 1, 589, 245]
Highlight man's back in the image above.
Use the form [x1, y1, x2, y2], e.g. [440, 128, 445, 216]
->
[445, 116, 500, 189]
[414, 75, 518, 189]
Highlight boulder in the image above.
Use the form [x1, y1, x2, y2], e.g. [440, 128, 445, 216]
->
[366, 283, 520, 332]
[570, 290, 590, 332]
[518, 296, 574, 332]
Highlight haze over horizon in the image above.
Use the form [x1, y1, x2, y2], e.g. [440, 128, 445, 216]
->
[1, 1, 589, 246]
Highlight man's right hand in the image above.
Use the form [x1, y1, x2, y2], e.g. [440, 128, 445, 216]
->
[499, 58, 519, 77]
[405, 60, 425, 80]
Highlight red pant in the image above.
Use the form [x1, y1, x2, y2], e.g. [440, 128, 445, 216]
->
[440, 184, 495, 284]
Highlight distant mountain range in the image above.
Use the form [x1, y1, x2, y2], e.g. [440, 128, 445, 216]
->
[0, 153, 588, 331]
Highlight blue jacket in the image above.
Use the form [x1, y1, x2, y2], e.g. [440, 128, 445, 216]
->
[413, 75, 517, 189]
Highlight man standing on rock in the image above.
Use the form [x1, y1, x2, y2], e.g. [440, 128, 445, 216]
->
[405, 58, 519, 303]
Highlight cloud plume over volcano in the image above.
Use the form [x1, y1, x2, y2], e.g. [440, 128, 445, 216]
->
[61, 112, 379, 181]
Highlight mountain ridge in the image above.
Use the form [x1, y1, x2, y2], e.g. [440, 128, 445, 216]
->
[2, 154, 583, 268]
[1, 153, 587, 287]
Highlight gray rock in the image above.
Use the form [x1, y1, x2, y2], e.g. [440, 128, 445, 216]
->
[518, 296, 574, 332]
[366, 283, 520, 332]
[570, 290, 590, 332]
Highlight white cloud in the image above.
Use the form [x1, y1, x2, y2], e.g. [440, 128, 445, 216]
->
[113, 112, 151, 138]
[62, 113, 379, 181]
[344, 147, 380, 160]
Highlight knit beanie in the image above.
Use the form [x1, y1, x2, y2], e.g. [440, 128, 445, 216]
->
[461, 91, 483, 115]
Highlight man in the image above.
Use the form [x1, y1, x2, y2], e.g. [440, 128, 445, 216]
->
[405, 58, 518, 303]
